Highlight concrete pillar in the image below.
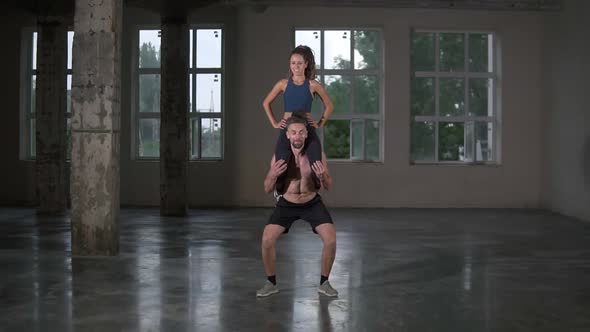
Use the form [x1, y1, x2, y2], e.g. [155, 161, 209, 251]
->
[35, 17, 68, 215]
[70, 0, 122, 255]
[160, 17, 189, 216]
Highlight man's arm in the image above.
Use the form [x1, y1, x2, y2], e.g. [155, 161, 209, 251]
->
[312, 152, 333, 190]
[264, 156, 288, 193]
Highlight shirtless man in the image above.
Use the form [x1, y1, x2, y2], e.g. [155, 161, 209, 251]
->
[256, 113, 338, 298]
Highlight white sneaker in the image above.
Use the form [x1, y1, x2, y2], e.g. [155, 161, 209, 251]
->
[256, 281, 279, 297]
[318, 281, 338, 297]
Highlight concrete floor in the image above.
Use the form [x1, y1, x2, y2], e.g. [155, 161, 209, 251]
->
[0, 207, 589, 332]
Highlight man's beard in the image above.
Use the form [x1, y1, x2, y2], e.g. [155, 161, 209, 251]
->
[290, 140, 304, 149]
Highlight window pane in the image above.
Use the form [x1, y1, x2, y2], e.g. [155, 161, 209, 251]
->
[469, 33, 491, 72]
[354, 30, 380, 70]
[469, 78, 493, 116]
[440, 78, 464, 117]
[411, 77, 434, 116]
[354, 75, 379, 114]
[201, 118, 222, 158]
[139, 74, 160, 113]
[67, 31, 74, 70]
[366, 120, 380, 161]
[30, 118, 36, 158]
[139, 30, 160, 68]
[439, 33, 464, 72]
[464, 121, 474, 162]
[295, 30, 322, 69]
[32, 32, 37, 70]
[439, 122, 464, 161]
[190, 119, 198, 158]
[324, 120, 350, 159]
[411, 121, 434, 161]
[31, 75, 36, 114]
[351, 120, 363, 159]
[476, 121, 493, 161]
[195, 74, 221, 113]
[324, 30, 351, 70]
[189, 73, 193, 112]
[67, 75, 72, 113]
[190, 29, 193, 68]
[325, 75, 350, 114]
[196, 29, 222, 68]
[139, 118, 160, 157]
[411, 32, 434, 71]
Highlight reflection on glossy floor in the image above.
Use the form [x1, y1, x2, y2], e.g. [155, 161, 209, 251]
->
[1, 207, 590, 331]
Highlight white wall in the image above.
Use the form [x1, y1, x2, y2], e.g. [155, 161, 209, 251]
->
[542, 0, 590, 221]
[0, 5, 549, 208]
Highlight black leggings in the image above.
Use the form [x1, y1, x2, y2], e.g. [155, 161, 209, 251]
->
[274, 125, 321, 166]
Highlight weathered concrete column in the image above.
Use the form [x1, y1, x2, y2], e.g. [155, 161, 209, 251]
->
[70, 0, 122, 255]
[35, 17, 68, 215]
[160, 17, 189, 216]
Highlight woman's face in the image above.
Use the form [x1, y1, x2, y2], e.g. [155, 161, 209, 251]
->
[289, 54, 307, 76]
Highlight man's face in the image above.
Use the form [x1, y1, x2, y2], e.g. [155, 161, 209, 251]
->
[286, 123, 307, 149]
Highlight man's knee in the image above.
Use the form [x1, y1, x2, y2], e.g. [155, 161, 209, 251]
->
[261, 235, 277, 250]
[316, 224, 336, 247]
[323, 237, 336, 250]
[262, 227, 282, 250]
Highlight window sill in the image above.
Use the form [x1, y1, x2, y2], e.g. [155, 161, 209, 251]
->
[327, 159, 384, 165]
[410, 161, 501, 167]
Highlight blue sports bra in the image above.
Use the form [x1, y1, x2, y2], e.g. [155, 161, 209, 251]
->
[283, 78, 313, 113]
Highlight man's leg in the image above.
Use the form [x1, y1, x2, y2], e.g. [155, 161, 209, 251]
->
[315, 223, 337, 278]
[261, 224, 286, 277]
[257, 224, 285, 297]
[315, 223, 338, 296]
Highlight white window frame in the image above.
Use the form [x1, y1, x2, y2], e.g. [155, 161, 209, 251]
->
[132, 25, 161, 160]
[20, 28, 73, 161]
[411, 29, 501, 165]
[294, 27, 384, 162]
[189, 25, 224, 161]
[132, 25, 225, 161]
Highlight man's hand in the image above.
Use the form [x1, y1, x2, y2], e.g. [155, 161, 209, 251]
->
[270, 159, 288, 178]
[264, 158, 288, 193]
[311, 161, 326, 181]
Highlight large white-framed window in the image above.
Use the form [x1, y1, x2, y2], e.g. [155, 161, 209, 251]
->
[20, 28, 74, 160]
[295, 28, 383, 162]
[410, 30, 500, 164]
[189, 27, 223, 160]
[133, 26, 224, 160]
[135, 28, 161, 159]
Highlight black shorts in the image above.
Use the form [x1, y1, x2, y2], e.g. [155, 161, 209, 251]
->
[268, 194, 333, 234]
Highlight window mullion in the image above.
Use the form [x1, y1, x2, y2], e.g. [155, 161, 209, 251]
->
[320, 30, 325, 71]
[198, 115, 203, 159]
[464, 33, 472, 161]
[362, 119, 367, 160]
[350, 29, 354, 70]
[434, 33, 440, 162]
